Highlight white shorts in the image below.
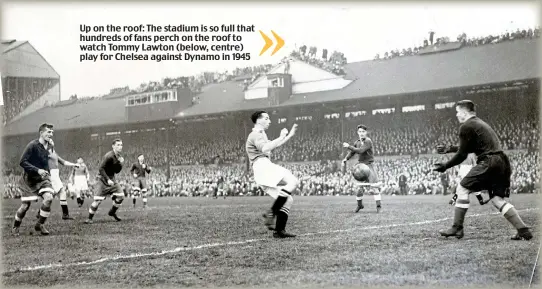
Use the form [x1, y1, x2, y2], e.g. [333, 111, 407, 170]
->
[50, 169, 63, 193]
[73, 175, 89, 191]
[252, 157, 291, 189]
[458, 164, 473, 180]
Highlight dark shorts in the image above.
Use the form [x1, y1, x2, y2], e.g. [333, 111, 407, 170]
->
[132, 178, 148, 190]
[460, 153, 512, 198]
[18, 173, 55, 200]
[96, 178, 123, 197]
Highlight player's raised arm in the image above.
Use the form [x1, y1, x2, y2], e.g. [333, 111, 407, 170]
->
[261, 124, 297, 153]
[434, 125, 472, 172]
[343, 138, 372, 155]
[436, 144, 459, 154]
[57, 155, 78, 167]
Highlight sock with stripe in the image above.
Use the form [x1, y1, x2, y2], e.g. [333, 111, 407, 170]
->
[109, 198, 123, 215]
[88, 201, 100, 220]
[500, 203, 527, 229]
[275, 208, 290, 232]
[37, 202, 51, 224]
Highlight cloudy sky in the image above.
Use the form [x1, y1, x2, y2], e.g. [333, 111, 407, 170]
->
[1, 1, 539, 101]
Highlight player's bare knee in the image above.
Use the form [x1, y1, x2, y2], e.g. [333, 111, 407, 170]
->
[42, 192, 54, 203]
[490, 196, 506, 209]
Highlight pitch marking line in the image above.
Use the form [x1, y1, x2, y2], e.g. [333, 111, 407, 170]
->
[3, 207, 539, 274]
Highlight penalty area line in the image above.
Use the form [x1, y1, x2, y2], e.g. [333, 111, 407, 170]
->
[3, 207, 538, 274]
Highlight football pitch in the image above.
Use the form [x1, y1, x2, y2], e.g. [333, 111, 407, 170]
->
[2, 194, 540, 288]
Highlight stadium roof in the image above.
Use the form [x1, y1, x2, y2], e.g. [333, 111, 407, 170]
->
[1, 40, 27, 53]
[3, 38, 539, 137]
[1, 40, 60, 79]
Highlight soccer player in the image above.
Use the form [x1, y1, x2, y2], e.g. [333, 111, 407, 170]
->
[12, 123, 56, 236]
[342, 124, 382, 213]
[85, 139, 125, 224]
[130, 154, 151, 208]
[41, 139, 79, 220]
[433, 100, 533, 240]
[245, 111, 299, 238]
[70, 157, 90, 207]
[446, 153, 485, 206]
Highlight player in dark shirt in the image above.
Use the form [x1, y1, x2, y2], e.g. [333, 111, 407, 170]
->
[342, 125, 382, 213]
[130, 154, 152, 208]
[85, 138, 125, 224]
[434, 100, 532, 240]
[12, 123, 57, 236]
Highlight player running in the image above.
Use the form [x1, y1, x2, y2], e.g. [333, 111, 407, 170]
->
[85, 139, 125, 224]
[130, 154, 151, 208]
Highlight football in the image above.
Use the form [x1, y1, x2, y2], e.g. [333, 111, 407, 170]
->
[352, 163, 371, 182]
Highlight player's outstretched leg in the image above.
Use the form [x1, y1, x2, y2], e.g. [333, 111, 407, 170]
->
[12, 198, 35, 236]
[35, 192, 54, 235]
[490, 195, 533, 240]
[108, 192, 124, 221]
[141, 189, 148, 209]
[355, 188, 364, 213]
[85, 196, 105, 224]
[59, 188, 74, 220]
[440, 184, 469, 239]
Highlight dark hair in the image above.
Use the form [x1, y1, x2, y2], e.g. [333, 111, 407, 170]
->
[39, 123, 53, 133]
[357, 124, 368, 131]
[112, 138, 122, 145]
[456, 100, 476, 112]
[138, 154, 144, 158]
[251, 111, 268, 124]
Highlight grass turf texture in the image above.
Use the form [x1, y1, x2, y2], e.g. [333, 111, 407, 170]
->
[2, 194, 540, 288]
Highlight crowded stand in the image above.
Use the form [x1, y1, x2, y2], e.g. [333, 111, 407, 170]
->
[2, 89, 539, 199]
[2, 77, 59, 123]
[374, 26, 540, 60]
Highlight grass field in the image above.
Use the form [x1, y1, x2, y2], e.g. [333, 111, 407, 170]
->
[1, 194, 540, 288]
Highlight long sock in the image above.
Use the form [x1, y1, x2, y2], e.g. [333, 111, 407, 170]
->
[133, 198, 136, 206]
[142, 197, 147, 207]
[88, 202, 99, 220]
[275, 208, 289, 232]
[60, 199, 69, 215]
[109, 198, 123, 215]
[357, 199, 363, 207]
[453, 207, 467, 228]
[38, 203, 51, 224]
[271, 196, 288, 214]
[500, 203, 527, 229]
[13, 203, 30, 228]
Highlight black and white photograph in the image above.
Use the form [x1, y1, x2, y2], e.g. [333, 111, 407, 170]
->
[1, 1, 540, 288]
